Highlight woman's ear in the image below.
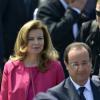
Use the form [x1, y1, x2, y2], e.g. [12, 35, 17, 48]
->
[64, 60, 69, 70]
[64, 60, 67, 66]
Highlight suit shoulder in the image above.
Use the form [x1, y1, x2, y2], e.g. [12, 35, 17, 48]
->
[91, 78, 100, 87]
[48, 80, 65, 92]
[82, 20, 93, 27]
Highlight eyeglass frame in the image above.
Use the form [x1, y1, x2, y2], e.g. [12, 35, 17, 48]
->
[68, 60, 91, 69]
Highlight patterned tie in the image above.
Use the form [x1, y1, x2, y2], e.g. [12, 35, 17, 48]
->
[79, 87, 86, 100]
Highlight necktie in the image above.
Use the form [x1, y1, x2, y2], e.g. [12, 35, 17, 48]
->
[73, 23, 78, 39]
[79, 87, 86, 100]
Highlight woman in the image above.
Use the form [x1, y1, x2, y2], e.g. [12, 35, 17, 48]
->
[0, 20, 64, 100]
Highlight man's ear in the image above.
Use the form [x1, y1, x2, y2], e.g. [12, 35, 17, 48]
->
[89, 61, 93, 68]
[90, 63, 94, 74]
[90, 63, 92, 68]
[89, 62, 94, 74]
[91, 68, 94, 74]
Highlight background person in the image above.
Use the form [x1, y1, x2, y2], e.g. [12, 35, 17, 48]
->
[36, 0, 88, 77]
[80, 0, 100, 75]
[0, 0, 39, 72]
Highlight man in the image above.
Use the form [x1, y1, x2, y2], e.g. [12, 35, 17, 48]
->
[36, 0, 88, 77]
[80, 0, 100, 75]
[34, 42, 100, 100]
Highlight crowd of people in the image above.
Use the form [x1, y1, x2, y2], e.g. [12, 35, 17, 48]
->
[0, 0, 100, 100]
[36, 0, 97, 77]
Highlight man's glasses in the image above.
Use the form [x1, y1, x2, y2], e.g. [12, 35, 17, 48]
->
[96, 10, 100, 17]
[69, 60, 90, 69]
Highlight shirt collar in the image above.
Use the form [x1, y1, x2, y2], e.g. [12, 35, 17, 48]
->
[59, 0, 80, 14]
[70, 77, 91, 91]
[59, 0, 68, 9]
[84, 79, 91, 91]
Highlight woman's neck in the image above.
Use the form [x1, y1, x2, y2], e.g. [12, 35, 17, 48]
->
[24, 55, 39, 67]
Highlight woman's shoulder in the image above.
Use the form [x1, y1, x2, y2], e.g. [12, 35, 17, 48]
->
[47, 60, 61, 66]
[4, 60, 21, 73]
[5, 60, 20, 66]
[46, 60, 62, 70]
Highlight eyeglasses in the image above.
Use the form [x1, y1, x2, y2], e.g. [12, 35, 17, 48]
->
[96, 10, 100, 17]
[69, 60, 90, 69]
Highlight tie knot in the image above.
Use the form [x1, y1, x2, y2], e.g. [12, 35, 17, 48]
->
[79, 87, 85, 94]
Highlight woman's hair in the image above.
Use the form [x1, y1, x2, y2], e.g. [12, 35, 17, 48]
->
[10, 20, 59, 71]
[97, 0, 100, 3]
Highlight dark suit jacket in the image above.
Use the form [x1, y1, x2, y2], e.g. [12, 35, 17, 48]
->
[80, 20, 100, 75]
[37, 0, 84, 52]
[82, 0, 96, 20]
[36, 0, 84, 77]
[0, 0, 38, 70]
[35, 78, 100, 100]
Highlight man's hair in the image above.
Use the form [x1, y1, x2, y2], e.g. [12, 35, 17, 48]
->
[64, 42, 92, 63]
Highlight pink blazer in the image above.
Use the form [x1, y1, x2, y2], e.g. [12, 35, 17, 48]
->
[0, 60, 64, 100]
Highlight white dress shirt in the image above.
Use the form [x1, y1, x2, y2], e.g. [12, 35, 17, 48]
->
[70, 77, 94, 100]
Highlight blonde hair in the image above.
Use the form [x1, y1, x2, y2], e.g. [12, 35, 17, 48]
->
[10, 20, 59, 71]
[97, 0, 100, 3]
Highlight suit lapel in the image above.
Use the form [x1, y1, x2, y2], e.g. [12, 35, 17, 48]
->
[90, 20, 98, 33]
[63, 78, 100, 100]
[90, 80, 100, 100]
[64, 78, 80, 100]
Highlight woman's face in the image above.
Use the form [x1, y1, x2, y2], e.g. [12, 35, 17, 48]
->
[27, 29, 44, 56]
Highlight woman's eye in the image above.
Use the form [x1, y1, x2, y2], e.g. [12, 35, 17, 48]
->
[28, 38, 34, 41]
[38, 37, 44, 40]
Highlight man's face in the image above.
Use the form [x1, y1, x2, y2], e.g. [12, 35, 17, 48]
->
[64, 0, 75, 3]
[68, 0, 75, 3]
[67, 0, 87, 10]
[65, 47, 92, 86]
